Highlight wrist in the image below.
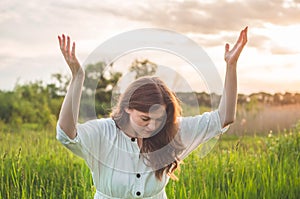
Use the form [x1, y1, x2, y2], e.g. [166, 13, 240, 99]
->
[72, 69, 85, 81]
[226, 62, 237, 69]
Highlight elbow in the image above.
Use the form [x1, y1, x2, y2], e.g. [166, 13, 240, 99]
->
[218, 109, 236, 128]
[57, 121, 77, 140]
[222, 116, 236, 128]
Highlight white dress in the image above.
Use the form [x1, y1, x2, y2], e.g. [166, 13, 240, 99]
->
[56, 110, 228, 199]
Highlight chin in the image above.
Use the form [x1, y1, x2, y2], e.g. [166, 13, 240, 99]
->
[141, 130, 159, 138]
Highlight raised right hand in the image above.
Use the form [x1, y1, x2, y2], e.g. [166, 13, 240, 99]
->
[58, 34, 84, 78]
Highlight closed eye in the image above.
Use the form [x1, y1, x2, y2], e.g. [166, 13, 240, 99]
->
[141, 117, 150, 122]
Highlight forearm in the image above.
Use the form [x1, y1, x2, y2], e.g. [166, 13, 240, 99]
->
[218, 64, 237, 128]
[58, 73, 85, 139]
[218, 26, 247, 127]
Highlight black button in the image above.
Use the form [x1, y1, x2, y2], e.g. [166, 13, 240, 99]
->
[136, 191, 141, 196]
[131, 138, 135, 142]
[136, 173, 141, 178]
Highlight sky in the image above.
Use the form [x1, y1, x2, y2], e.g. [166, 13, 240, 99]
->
[1, 0, 300, 94]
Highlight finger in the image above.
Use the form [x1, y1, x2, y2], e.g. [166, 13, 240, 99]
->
[236, 29, 244, 44]
[233, 27, 247, 50]
[66, 36, 71, 56]
[61, 34, 66, 51]
[225, 43, 230, 53]
[243, 26, 248, 45]
[71, 42, 76, 58]
[59, 34, 67, 58]
[230, 30, 243, 52]
[58, 35, 66, 60]
[58, 35, 62, 47]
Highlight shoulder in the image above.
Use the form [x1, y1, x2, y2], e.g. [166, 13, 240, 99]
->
[95, 117, 116, 127]
[179, 111, 215, 123]
[80, 117, 115, 126]
[178, 111, 220, 129]
[76, 117, 118, 135]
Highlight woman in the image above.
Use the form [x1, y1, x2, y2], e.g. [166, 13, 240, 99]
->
[56, 27, 248, 198]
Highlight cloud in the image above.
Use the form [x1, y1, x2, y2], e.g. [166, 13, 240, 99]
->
[3, 1, 300, 34]
[66, 0, 300, 34]
[270, 44, 300, 55]
[47, 0, 300, 50]
[2, 0, 299, 50]
[1, 0, 300, 93]
[247, 34, 271, 49]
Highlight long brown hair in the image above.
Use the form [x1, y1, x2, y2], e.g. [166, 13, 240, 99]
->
[111, 76, 185, 180]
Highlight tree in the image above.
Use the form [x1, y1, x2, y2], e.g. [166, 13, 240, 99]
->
[129, 59, 157, 79]
[0, 91, 14, 123]
[4, 81, 57, 130]
[81, 62, 122, 118]
[48, 73, 71, 97]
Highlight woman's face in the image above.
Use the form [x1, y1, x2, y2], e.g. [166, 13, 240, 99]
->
[125, 104, 167, 138]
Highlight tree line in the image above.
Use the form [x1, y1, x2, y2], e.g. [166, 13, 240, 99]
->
[0, 60, 157, 132]
[1, 59, 299, 132]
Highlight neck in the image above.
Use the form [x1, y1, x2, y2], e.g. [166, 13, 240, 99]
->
[123, 126, 143, 149]
[122, 124, 137, 138]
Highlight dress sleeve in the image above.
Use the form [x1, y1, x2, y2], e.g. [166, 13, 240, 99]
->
[178, 110, 229, 159]
[56, 119, 103, 169]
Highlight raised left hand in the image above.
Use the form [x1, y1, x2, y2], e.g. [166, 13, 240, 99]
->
[224, 26, 248, 66]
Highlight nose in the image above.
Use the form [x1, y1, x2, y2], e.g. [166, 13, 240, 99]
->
[147, 120, 156, 131]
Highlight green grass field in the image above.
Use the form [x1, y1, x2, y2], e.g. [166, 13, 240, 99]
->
[1, 125, 299, 199]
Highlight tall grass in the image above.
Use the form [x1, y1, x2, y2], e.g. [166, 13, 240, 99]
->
[1, 124, 299, 198]
[166, 129, 300, 198]
[0, 130, 94, 199]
